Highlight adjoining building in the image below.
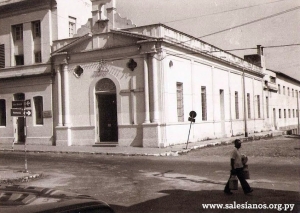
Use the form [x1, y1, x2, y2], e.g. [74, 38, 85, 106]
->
[0, 0, 299, 148]
[0, 0, 92, 144]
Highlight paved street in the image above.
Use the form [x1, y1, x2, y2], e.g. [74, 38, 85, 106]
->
[0, 136, 299, 213]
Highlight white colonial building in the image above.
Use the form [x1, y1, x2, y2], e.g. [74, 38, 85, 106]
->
[0, 0, 299, 148]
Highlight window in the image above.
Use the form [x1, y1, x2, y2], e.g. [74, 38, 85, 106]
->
[235, 91, 239, 119]
[34, 96, 43, 125]
[176, 83, 184, 122]
[35, 51, 42, 63]
[32, 21, 41, 38]
[247, 93, 251, 119]
[283, 86, 285, 95]
[284, 109, 286, 118]
[293, 109, 295, 118]
[270, 76, 276, 83]
[297, 110, 299, 118]
[292, 89, 294, 97]
[15, 55, 24, 65]
[0, 99, 6, 126]
[257, 95, 260, 118]
[69, 16, 76, 37]
[279, 109, 281, 119]
[266, 97, 269, 118]
[287, 87, 290, 96]
[278, 84, 280, 94]
[288, 109, 291, 118]
[201, 86, 207, 121]
[12, 24, 23, 40]
[0, 44, 4, 68]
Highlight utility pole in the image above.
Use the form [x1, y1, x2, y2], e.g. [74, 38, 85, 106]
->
[243, 70, 248, 137]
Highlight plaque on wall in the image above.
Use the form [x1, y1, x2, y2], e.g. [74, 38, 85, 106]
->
[43, 110, 52, 118]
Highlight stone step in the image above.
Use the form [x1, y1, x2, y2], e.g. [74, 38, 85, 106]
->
[93, 142, 118, 147]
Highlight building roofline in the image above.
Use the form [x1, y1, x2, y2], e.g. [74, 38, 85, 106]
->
[267, 68, 300, 84]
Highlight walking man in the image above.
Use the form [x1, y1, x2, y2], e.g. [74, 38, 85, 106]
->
[224, 139, 253, 195]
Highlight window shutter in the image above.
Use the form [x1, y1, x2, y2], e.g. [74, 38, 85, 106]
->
[0, 44, 4, 68]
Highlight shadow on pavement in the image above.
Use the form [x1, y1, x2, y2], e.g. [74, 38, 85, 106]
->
[111, 188, 300, 213]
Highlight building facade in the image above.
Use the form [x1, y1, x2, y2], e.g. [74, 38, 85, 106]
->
[0, 0, 299, 147]
[0, 0, 91, 144]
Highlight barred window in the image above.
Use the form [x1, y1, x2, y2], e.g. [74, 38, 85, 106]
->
[235, 91, 239, 119]
[201, 86, 207, 121]
[34, 96, 43, 125]
[176, 82, 184, 122]
[69, 16, 76, 37]
[247, 93, 251, 119]
[32, 21, 41, 38]
[12, 24, 23, 41]
[35, 51, 42, 63]
[0, 99, 6, 126]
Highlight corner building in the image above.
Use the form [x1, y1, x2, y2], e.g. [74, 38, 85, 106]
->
[52, 0, 270, 147]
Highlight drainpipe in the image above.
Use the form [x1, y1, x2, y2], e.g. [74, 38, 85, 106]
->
[243, 70, 248, 137]
[297, 91, 300, 134]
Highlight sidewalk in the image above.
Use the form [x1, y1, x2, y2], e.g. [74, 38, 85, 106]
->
[0, 130, 283, 183]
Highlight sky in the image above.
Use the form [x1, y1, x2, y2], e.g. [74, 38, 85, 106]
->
[117, 0, 300, 81]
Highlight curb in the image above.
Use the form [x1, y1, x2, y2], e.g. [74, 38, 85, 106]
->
[0, 173, 43, 184]
[0, 133, 281, 157]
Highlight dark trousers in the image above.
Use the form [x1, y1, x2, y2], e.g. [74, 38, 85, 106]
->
[224, 168, 251, 193]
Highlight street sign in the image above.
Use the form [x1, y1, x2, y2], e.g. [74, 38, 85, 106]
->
[11, 108, 24, 117]
[12, 101, 24, 108]
[24, 109, 32, 116]
[11, 109, 32, 117]
[25, 99, 31, 108]
[189, 111, 197, 118]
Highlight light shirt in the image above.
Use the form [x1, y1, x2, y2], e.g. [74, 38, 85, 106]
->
[231, 148, 243, 169]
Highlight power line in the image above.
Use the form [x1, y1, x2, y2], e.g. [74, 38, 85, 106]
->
[164, 0, 286, 24]
[199, 6, 300, 38]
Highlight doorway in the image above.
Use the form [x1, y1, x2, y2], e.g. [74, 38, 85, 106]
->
[14, 93, 25, 143]
[95, 78, 118, 142]
[98, 94, 118, 142]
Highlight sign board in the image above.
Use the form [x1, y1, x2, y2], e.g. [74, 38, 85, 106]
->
[11, 108, 24, 117]
[24, 99, 31, 108]
[189, 111, 197, 118]
[43, 110, 52, 118]
[12, 101, 24, 108]
[24, 109, 32, 116]
[11, 109, 32, 117]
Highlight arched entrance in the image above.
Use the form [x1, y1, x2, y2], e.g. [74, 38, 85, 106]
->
[96, 78, 118, 142]
[13, 93, 25, 143]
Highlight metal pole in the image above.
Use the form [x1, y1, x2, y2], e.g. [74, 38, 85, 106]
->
[297, 92, 300, 135]
[242, 70, 248, 137]
[185, 120, 193, 149]
[24, 108, 28, 173]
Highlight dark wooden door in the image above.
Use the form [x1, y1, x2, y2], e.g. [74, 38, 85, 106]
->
[17, 117, 25, 142]
[98, 94, 118, 142]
